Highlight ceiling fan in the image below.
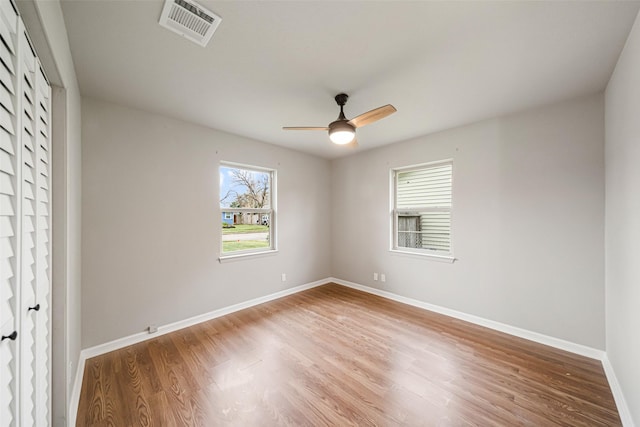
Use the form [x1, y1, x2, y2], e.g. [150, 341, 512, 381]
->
[283, 93, 397, 145]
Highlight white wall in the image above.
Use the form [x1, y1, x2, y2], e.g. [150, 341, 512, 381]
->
[81, 97, 331, 348]
[332, 94, 605, 349]
[605, 9, 640, 426]
[17, 1, 82, 426]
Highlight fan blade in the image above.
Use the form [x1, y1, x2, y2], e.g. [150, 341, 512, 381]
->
[348, 104, 397, 128]
[282, 126, 328, 131]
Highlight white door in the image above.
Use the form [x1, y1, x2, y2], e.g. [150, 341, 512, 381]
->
[33, 63, 51, 427]
[20, 26, 38, 427]
[0, 1, 20, 425]
[0, 1, 51, 425]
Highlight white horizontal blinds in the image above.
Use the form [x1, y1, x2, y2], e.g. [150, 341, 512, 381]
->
[418, 212, 451, 252]
[33, 64, 49, 426]
[396, 162, 452, 253]
[0, 1, 19, 425]
[19, 28, 36, 427]
[396, 164, 452, 208]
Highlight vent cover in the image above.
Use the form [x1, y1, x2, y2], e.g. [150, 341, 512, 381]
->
[159, 0, 221, 47]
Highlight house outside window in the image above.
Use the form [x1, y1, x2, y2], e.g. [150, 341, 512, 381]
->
[220, 162, 276, 257]
[392, 160, 453, 260]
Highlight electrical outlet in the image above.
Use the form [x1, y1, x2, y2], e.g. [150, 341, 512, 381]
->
[148, 324, 158, 334]
[380, 274, 386, 283]
[373, 272, 378, 281]
[281, 273, 287, 282]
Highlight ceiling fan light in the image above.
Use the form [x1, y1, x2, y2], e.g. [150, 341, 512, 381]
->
[330, 130, 355, 145]
[329, 121, 355, 145]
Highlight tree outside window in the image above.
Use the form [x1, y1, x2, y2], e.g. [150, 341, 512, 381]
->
[220, 163, 275, 256]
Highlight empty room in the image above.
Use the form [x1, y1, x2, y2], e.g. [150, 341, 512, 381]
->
[1, 0, 639, 425]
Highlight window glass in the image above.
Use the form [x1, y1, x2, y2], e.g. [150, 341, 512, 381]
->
[220, 164, 275, 256]
[393, 161, 452, 256]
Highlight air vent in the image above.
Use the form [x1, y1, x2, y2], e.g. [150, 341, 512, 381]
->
[159, 0, 221, 47]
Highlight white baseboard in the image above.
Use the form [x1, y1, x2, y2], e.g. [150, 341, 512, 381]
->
[70, 277, 631, 426]
[68, 278, 327, 425]
[602, 355, 635, 427]
[330, 277, 606, 360]
[337, 276, 635, 424]
[67, 354, 85, 427]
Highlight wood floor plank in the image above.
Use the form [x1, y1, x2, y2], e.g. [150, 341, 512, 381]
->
[76, 283, 621, 426]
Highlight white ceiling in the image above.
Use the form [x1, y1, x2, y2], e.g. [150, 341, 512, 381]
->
[60, 0, 640, 159]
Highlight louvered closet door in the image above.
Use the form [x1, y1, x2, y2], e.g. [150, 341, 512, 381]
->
[0, 1, 51, 425]
[20, 27, 37, 427]
[33, 64, 50, 427]
[0, 1, 19, 425]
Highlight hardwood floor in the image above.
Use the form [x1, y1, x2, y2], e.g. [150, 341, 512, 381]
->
[76, 283, 621, 426]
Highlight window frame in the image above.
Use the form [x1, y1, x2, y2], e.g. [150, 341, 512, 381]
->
[390, 160, 455, 263]
[219, 161, 277, 260]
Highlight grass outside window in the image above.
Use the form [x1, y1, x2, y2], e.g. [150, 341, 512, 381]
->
[222, 224, 269, 234]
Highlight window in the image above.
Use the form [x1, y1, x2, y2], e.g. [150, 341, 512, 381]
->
[392, 161, 453, 259]
[220, 163, 276, 257]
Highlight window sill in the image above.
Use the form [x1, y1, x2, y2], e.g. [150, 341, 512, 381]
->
[389, 249, 456, 263]
[218, 249, 278, 263]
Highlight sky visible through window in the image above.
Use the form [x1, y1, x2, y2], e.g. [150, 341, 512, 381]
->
[219, 165, 273, 255]
[219, 166, 270, 208]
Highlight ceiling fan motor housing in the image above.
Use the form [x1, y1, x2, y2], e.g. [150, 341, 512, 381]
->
[328, 119, 355, 144]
